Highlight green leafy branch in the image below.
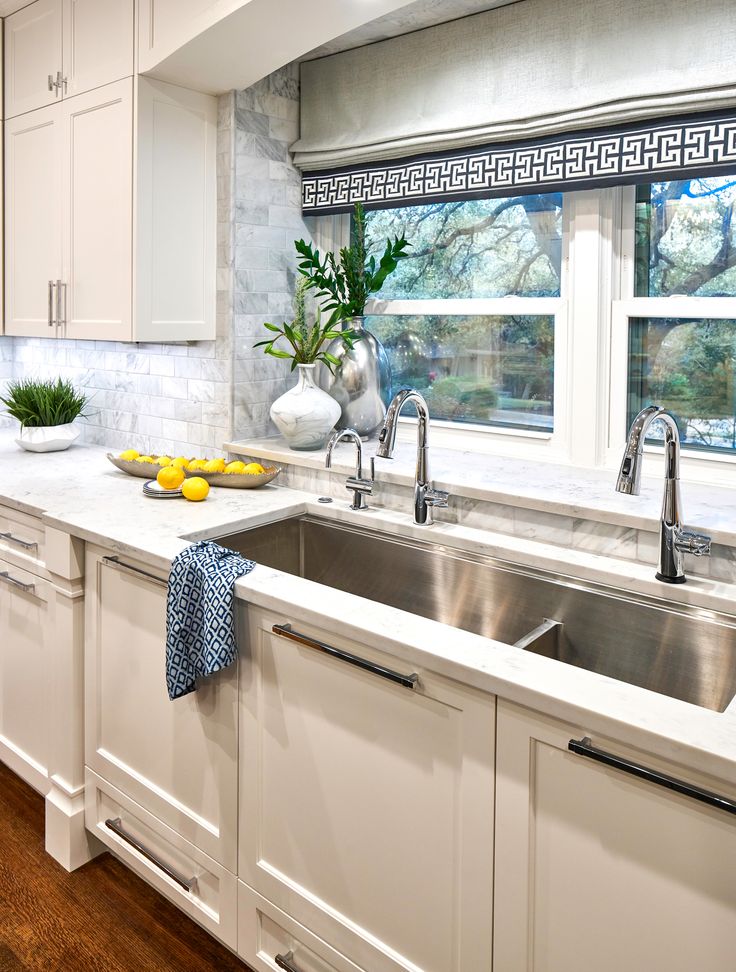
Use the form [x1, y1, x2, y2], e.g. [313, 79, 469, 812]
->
[294, 201, 410, 319]
[254, 278, 362, 372]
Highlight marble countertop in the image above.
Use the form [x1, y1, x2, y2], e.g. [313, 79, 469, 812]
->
[225, 434, 736, 545]
[2, 432, 736, 788]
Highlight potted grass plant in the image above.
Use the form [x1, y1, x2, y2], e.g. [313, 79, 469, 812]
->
[255, 279, 362, 450]
[1, 377, 89, 452]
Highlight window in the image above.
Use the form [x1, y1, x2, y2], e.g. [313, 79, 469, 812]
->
[615, 175, 736, 469]
[361, 194, 564, 439]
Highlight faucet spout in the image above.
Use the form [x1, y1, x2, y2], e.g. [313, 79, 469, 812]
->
[616, 405, 710, 583]
[377, 388, 448, 525]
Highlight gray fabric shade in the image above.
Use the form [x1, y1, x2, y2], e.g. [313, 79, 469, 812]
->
[293, 0, 736, 173]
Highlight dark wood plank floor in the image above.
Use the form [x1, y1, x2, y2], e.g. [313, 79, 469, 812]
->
[0, 761, 251, 971]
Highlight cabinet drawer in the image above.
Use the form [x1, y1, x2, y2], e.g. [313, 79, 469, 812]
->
[238, 882, 366, 972]
[85, 769, 237, 949]
[0, 505, 45, 570]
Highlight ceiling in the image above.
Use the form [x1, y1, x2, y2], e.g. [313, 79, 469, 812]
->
[303, 0, 522, 60]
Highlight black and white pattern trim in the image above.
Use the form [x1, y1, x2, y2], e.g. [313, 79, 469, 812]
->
[302, 111, 736, 214]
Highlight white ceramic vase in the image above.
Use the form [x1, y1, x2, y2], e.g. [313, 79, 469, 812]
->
[16, 423, 80, 453]
[270, 364, 341, 451]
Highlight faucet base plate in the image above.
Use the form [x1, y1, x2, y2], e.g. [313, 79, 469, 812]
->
[655, 572, 686, 585]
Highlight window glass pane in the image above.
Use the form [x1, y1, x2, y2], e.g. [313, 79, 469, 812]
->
[367, 314, 554, 431]
[635, 176, 736, 297]
[364, 194, 563, 299]
[628, 317, 736, 453]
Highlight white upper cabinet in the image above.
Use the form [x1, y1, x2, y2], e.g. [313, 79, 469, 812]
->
[4, 104, 63, 337]
[4, 0, 61, 117]
[62, 0, 133, 100]
[4, 76, 216, 342]
[4, 0, 133, 119]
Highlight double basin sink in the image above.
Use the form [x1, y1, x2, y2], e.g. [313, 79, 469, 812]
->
[214, 514, 736, 713]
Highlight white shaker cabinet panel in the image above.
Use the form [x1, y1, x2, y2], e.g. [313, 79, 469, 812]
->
[137, 0, 222, 73]
[84, 546, 238, 870]
[4, 104, 63, 337]
[0, 557, 51, 793]
[239, 606, 496, 972]
[4, 0, 62, 118]
[63, 78, 133, 341]
[494, 699, 736, 972]
[62, 0, 134, 99]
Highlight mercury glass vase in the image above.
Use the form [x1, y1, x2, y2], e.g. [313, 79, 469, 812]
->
[269, 363, 341, 451]
[319, 317, 392, 438]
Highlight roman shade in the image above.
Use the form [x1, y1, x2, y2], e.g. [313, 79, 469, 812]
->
[295, 0, 736, 214]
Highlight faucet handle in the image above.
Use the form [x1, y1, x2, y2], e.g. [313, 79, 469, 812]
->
[425, 486, 449, 509]
[675, 530, 711, 557]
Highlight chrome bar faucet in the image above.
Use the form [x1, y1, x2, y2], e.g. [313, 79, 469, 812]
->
[325, 428, 373, 510]
[616, 405, 710, 583]
[376, 389, 449, 525]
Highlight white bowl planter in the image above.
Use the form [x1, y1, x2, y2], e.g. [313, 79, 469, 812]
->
[16, 423, 80, 453]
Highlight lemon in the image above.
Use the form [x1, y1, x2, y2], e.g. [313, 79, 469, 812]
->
[188, 459, 207, 471]
[137, 456, 155, 464]
[182, 477, 210, 502]
[157, 466, 185, 490]
[243, 462, 265, 475]
[224, 460, 247, 474]
[204, 458, 226, 473]
[156, 456, 173, 467]
[119, 449, 140, 461]
[171, 456, 190, 470]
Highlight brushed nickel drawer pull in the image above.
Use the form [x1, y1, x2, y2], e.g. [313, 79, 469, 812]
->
[0, 531, 39, 552]
[569, 737, 736, 816]
[101, 555, 167, 587]
[104, 818, 195, 892]
[274, 952, 301, 972]
[272, 623, 419, 690]
[0, 571, 35, 594]
[48, 279, 55, 327]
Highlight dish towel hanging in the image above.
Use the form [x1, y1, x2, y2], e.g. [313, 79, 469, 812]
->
[166, 540, 256, 701]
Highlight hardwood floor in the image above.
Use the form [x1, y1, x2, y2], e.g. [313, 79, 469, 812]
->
[0, 762, 250, 972]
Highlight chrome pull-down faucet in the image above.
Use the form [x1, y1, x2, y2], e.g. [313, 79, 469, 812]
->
[376, 388, 449, 525]
[616, 405, 711, 583]
[325, 428, 373, 510]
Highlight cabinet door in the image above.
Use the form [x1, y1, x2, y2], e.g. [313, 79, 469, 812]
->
[62, 0, 134, 99]
[4, 0, 62, 119]
[0, 558, 50, 794]
[239, 606, 496, 972]
[494, 699, 736, 972]
[62, 78, 133, 341]
[137, 0, 221, 73]
[4, 104, 63, 337]
[85, 547, 238, 870]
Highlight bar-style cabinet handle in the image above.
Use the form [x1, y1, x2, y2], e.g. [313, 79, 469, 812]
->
[48, 280, 55, 328]
[568, 737, 736, 816]
[272, 623, 419, 690]
[55, 279, 64, 333]
[101, 555, 168, 588]
[0, 531, 38, 552]
[0, 571, 35, 595]
[104, 818, 196, 892]
[274, 952, 301, 972]
[48, 74, 55, 92]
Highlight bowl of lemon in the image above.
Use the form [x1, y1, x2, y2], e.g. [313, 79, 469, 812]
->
[107, 451, 280, 490]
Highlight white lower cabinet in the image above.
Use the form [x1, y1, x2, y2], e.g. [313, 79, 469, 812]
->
[238, 882, 367, 972]
[86, 769, 237, 948]
[238, 605, 496, 972]
[84, 545, 238, 871]
[494, 699, 736, 972]
[0, 556, 51, 790]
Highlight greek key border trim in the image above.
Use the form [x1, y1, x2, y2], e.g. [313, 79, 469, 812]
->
[301, 111, 736, 214]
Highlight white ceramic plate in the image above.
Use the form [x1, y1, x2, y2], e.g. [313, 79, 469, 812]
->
[143, 480, 183, 499]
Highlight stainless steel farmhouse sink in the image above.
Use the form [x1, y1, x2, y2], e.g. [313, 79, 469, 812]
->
[216, 515, 736, 713]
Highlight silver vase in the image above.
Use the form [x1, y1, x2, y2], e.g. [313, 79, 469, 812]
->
[319, 316, 392, 437]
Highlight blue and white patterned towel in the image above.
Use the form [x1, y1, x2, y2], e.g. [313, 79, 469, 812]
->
[166, 541, 256, 701]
